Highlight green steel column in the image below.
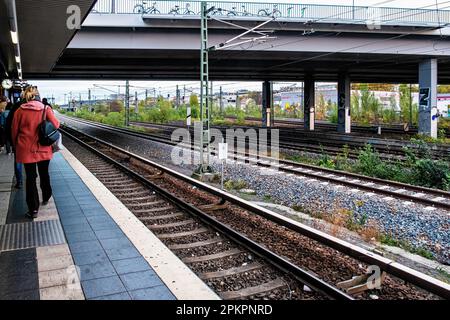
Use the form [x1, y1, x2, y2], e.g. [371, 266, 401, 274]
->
[176, 85, 180, 108]
[409, 83, 413, 126]
[88, 89, 91, 112]
[219, 86, 223, 114]
[135, 91, 139, 114]
[199, 1, 211, 173]
[125, 80, 130, 126]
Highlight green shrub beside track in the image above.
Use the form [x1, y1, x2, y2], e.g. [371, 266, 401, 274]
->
[287, 143, 450, 191]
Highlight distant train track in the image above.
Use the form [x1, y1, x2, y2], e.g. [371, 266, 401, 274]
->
[61, 125, 450, 300]
[225, 116, 418, 132]
[224, 116, 450, 138]
[129, 120, 449, 161]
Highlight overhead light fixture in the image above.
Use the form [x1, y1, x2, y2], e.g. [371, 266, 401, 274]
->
[10, 31, 18, 44]
[15, 56, 20, 63]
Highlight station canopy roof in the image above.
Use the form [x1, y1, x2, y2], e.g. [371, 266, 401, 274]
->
[0, 0, 96, 79]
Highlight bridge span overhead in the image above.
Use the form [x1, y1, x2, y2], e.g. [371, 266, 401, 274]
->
[41, 0, 450, 83]
[2, 0, 450, 137]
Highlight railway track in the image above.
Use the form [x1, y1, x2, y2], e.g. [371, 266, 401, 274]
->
[65, 117, 399, 161]
[129, 120, 449, 161]
[61, 126, 450, 300]
[241, 156, 450, 211]
[61, 127, 339, 300]
[60, 115, 450, 210]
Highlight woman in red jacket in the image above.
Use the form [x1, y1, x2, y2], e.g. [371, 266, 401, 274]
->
[12, 86, 60, 219]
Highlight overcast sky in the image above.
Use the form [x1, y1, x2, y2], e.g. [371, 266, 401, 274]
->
[33, 0, 449, 104]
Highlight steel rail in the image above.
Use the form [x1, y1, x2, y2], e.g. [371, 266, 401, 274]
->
[61, 125, 450, 299]
[61, 127, 353, 300]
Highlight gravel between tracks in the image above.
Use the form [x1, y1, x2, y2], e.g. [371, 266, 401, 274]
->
[61, 117, 450, 264]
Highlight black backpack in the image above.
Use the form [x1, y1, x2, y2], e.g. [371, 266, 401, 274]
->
[39, 105, 60, 146]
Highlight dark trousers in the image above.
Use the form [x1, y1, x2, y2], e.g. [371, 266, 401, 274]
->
[5, 139, 11, 153]
[14, 152, 23, 185]
[0, 127, 4, 146]
[24, 160, 52, 212]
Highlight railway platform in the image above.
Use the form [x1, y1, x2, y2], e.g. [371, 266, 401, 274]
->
[0, 150, 218, 300]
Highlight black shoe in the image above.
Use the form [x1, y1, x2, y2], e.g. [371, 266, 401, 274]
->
[26, 211, 38, 219]
[42, 196, 52, 206]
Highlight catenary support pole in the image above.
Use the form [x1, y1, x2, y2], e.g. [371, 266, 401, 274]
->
[303, 75, 315, 131]
[198, 1, 212, 174]
[176, 85, 180, 108]
[219, 86, 223, 114]
[135, 91, 139, 114]
[125, 80, 130, 126]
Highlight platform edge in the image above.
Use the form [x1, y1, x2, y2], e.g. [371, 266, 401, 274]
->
[59, 148, 220, 300]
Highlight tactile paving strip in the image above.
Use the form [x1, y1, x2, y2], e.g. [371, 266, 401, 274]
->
[0, 220, 66, 252]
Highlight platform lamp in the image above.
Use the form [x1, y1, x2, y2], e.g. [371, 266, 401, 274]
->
[6, 0, 22, 80]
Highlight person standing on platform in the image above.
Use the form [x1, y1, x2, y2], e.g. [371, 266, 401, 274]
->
[0, 96, 7, 152]
[11, 86, 60, 219]
[42, 98, 52, 109]
[0, 97, 12, 154]
[5, 94, 24, 188]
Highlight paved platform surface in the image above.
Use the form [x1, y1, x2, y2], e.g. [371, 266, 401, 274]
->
[0, 149, 218, 300]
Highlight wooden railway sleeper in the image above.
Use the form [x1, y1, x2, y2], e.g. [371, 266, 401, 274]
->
[337, 271, 387, 295]
[199, 198, 227, 212]
[148, 171, 165, 179]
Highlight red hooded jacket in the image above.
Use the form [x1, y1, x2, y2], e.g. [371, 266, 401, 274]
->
[12, 100, 60, 164]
